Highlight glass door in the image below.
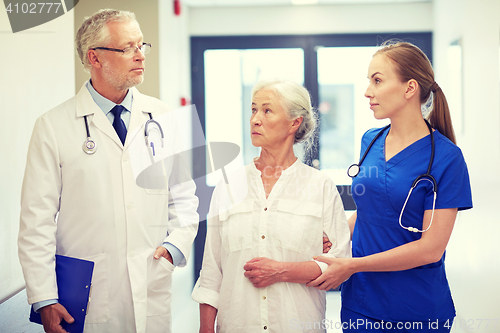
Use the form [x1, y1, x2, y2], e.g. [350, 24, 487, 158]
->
[203, 48, 305, 186]
[316, 46, 389, 187]
[191, 33, 432, 280]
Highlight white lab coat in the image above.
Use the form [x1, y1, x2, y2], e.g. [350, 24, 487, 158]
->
[18, 83, 199, 333]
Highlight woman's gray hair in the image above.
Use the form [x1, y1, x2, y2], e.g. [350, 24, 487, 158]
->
[251, 79, 317, 145]
[76, 9, 137, 72]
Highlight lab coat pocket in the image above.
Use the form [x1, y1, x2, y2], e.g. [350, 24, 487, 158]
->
[84, 253, 111, 324]
[274, 199, 323, 253]
[219, 200, 255, 253]
[147, 256, 173, 316]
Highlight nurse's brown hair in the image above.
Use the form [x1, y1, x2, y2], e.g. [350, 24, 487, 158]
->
[375, 41, 456, 144]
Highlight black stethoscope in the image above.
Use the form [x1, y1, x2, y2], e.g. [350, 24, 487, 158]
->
[82, 113, 164, 159]
[347, 120, 437, 233]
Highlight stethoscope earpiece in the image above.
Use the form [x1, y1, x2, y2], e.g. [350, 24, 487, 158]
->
[144, 116, 164, 163]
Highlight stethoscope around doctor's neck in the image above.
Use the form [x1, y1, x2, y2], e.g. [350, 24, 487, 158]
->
[82, 112, 164, 155]
[347, 119, 438, 233]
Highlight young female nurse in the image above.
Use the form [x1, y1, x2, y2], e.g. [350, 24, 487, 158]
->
[308, 42, 473, 332]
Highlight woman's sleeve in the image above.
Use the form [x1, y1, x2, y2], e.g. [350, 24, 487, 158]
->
[425, 146, 473, 211]
[191, 184, 224, 309]
[314, 179, 352, 272]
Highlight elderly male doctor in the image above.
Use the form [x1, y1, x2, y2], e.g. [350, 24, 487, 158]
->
[18, 9, 199, 333]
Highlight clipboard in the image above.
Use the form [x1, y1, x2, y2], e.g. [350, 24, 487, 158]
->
[29, 255, 94, 333]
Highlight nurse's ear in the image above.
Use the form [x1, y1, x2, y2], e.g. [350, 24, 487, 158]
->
[404, 79, 419, 100]
[87, 49, 102, 69]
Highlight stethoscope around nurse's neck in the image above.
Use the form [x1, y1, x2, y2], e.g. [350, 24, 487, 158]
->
[347, 119, 438, 233]
[82, 112, 164, 157]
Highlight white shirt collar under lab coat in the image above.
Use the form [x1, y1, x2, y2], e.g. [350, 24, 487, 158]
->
[85, 80, 133, 129]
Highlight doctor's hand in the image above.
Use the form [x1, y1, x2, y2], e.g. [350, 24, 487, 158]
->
[306, 256, 354, 291]
[39, 303, 74, 333]
[154, 246, 173, 265]
[244, 257, 284, 288]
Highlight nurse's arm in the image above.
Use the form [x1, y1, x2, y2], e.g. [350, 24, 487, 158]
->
[307, 208, 458, 290]
[243, 257, 322, 288]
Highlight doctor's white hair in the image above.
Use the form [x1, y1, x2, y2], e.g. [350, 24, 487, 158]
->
[76, 9, 138, 72]
[251, 79, 317, 146]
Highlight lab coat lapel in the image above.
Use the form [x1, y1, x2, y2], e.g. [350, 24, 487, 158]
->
[124, 87, 160, 150]
[75, 83, 124, 147]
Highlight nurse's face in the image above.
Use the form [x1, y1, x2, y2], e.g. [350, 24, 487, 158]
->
[250, 89, 295, 150]
[364, 54, 408, 120]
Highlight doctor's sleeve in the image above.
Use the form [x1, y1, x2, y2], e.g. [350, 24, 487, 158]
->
[18, 115, 62, 305]
[163, 152, 199, 267]
[191, 185, 224, 309]
[321, 180, 352, 260]
[161, 117, 199, 267]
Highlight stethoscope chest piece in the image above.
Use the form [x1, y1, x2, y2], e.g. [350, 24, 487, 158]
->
[83, 115, 97, 155]
[83, 138, 97, 154]
[347, 164, 361, 178]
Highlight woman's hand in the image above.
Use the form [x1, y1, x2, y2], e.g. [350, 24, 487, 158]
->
[306, 256, 355, 290]
[243, 257, 284, 288]
[323, 236, 332, 253]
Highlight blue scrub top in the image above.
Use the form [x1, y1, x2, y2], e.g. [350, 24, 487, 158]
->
[342, 127, 473, 322]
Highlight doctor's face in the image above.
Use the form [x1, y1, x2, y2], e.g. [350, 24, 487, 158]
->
[99, 20, 146, 92]
[364, 54, 407, 120]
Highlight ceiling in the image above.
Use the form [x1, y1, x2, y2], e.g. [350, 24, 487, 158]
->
[182, 0, 431, 7]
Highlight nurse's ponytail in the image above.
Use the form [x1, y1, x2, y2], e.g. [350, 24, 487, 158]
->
[375, 41, 457, 145]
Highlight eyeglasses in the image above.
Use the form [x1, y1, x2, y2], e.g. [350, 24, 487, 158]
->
[92, 42, 152, 56]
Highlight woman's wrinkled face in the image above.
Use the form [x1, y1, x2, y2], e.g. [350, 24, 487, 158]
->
[364, 54, 407, 120]
[250, 89, 295, 150]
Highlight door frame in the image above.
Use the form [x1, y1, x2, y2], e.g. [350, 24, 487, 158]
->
[191, 32, 432, 281]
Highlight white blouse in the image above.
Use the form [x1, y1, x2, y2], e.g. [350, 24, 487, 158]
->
[192, 159, 351, 333]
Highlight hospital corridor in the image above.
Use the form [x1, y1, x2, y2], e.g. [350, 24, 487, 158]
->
[1, 0, 499, 332]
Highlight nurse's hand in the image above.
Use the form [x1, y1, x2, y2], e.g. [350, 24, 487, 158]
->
[306, 256, 353, 290]
[39, 303, 74, 333]
[154, 246, 173, 264]
[244, 257, 284, 288]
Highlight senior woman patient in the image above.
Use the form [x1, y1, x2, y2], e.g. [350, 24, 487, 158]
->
[192, 79, 351, 333]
